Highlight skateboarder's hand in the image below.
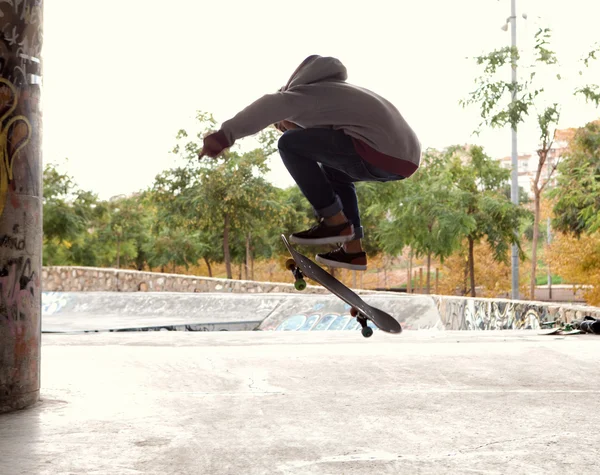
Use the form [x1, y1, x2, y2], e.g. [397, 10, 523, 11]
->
[274, 120, 300, 133]
[199, 130, 230, 159]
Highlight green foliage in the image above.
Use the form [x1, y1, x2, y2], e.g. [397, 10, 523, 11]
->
[366, 145, 526, 294]
[42, 163, 102, 265]
[462, 25, 598, 297]
[551, 121, 600, 236]
[366, 149, 465, 262]
[156, 111, 286, 277]
[533, 28, 558, 65]
[460, 28, 563, 133]
[443, 145, 528, 264]
[537, 104, 560, 145]
[43, 163, 94, 244]
[575, 85, 600, 107]
[500, 183, 531, 205]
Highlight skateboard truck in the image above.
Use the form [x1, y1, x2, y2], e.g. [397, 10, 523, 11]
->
[350, 307, 374, 338]
[285, 259, 307, 291]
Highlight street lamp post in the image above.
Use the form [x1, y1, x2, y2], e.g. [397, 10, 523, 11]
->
[502, 0, 521, 300]
[510, 0, 520, 300]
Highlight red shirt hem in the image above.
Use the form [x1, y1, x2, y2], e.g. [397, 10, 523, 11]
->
[351, 138, 418, 178]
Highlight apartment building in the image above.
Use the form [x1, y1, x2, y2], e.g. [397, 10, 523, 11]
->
[497, 127, 576, 197]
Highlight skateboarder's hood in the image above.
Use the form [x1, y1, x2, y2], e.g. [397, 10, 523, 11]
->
[281, 55, 348, 91]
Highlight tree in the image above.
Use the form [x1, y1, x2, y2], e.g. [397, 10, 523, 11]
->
[438, 238, 525, 298]
[546, 231, 600, 306]
[42, 162, 101, 265]
[444, 145, 527, 297]
[150, 166, 223, 274]
[461, 27, 599, 298]
[98, 194, 152, 269]
[167, 112, 282, 279]
[551, 120, 600, 236]
[365, 149, 467, 293]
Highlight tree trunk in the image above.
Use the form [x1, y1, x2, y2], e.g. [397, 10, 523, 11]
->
[407, 248, 413, 293]
[245, 233, 251, 281]
[204, 257, 213, 277]
[384, 255, 388, 288]
[531, 146, 552, 300]
[426, 252, 432, 294]
[223, 214, 232, 279]
[116, 238, 121, 269]
[547, 262, 552, 300]
[463, 258, 468, 296]
[468, 237, 476, 297]
[238, 264, 242, 280]
[530, 189, 541, 299]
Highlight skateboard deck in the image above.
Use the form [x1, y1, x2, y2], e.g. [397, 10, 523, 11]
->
[281, 234, 402, 338]
[538, 328, 583, 335]
[539, 321, 584, 335]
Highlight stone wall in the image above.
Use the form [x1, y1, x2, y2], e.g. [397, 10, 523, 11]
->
[42, 267, 600, 331]
[42, 266, 331, 294]
[431, 295, 600, 330]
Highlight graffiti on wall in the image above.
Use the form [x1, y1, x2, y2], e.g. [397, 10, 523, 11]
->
[0, 0, 43, 220]
[0, 256, 38, 335]
[41, 292, 69, 315]
[0, 77, 31, 218]
[0, 0, 43, 86]
[275, 313, 376, 332]
[432, 297, 545, 330]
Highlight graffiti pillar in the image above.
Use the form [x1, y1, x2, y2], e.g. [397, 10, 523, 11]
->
[0, 1, 43, 413]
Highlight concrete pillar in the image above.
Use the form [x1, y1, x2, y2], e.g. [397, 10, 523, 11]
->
[0, 1, 43, 413]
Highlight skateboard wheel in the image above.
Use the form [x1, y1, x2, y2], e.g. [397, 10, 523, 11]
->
[285, 259, 296, 270]
[350, 307, 358, 317]
[294, 279, 307, 291]
[361, 327, 374, 338]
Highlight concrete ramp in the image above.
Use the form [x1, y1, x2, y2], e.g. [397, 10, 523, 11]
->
[42, 292, 284, 333]
[258, 293, 440, 332]
[42, 291, 438, 334]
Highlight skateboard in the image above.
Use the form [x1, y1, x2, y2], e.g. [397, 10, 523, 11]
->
[538, 328, 583, 336]
[281, 234, 402, 338]
[539, 321, 584, 336]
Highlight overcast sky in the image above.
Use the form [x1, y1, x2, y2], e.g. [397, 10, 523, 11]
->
[42, 0, 600, 199]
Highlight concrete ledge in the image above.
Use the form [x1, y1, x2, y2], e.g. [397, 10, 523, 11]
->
[41, 292, 286, 333]
[43, 266, 331, 294]
[41, 267, 600, 333]
[432, 294, 600, 330]
[42, 290, 600, 335]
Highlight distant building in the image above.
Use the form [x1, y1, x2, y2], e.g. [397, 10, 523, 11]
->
[497, 127, 576, 197]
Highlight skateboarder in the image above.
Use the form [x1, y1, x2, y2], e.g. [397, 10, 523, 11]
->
[199, 55, 421, 271]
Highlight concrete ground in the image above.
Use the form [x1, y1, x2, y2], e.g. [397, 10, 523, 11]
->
[1, 330, 599, 475]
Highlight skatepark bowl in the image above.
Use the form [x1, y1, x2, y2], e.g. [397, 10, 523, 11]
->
[1, 291, 599, 474]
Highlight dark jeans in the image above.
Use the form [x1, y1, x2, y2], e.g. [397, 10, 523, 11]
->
[278, 128, 402, 240]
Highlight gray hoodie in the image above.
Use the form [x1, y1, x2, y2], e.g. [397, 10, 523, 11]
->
[220, 55, 421, 171]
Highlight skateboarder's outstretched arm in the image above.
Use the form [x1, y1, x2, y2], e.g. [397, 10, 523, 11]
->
[198, 90, 313, 158]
